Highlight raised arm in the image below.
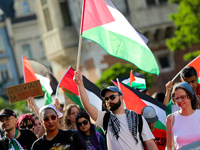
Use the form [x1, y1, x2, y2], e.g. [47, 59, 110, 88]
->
[163, 81, 173, 106]
[74, 71, 98, 121]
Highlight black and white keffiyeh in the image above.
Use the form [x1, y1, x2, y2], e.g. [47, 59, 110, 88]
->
[108, 109, 139, 143]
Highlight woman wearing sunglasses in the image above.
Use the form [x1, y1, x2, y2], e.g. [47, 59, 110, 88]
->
[166, 82, 200, 150]
[76, 111, 106, 150]
[31, 104, 85, 150]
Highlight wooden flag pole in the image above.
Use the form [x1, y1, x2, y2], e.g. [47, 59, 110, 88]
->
[76, 35, 83, 71]
[76, 0, 86, 71]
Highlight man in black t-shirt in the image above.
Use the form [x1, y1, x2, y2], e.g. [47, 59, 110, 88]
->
[0, 108, 37, 150]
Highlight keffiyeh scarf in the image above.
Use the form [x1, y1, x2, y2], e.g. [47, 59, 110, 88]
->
[108, 109, 139, 143]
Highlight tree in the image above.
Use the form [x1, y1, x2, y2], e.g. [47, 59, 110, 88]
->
[95, 63, 155, 89]
[166, 0, 200, 60]
[0, 97, 31, 117]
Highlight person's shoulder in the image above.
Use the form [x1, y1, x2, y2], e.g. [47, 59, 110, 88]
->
[20, 129, 34, 134]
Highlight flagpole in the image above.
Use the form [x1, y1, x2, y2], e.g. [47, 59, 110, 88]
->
[172, 55, 200, 82]
[76, 0, 86, 71]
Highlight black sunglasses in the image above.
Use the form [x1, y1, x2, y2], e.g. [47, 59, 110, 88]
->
[20, 124, 33, 129]
[43, 115, 57, 122]
[77, 120, 89, 127]
[104, 94, 120, 102]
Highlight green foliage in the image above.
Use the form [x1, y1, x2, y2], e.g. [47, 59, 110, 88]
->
[166, 0, 200, 51]
[183, 50, 200, 61]
[95, 63, 155, 90]
[0, 97, 31, 117]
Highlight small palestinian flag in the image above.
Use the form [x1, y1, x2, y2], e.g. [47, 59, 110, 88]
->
[113, 80, 166, 130]
[118, 71, 146, 89]
[57, 66, 103, 111]
[22, 56, 58, 105]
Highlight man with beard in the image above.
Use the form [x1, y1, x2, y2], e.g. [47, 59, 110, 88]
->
[0, 108, 37, 150]
[74, 71, 157, 150]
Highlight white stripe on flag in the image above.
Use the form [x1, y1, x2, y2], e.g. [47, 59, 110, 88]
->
[35, 73, 53, 94]
[85, 88, 102, 111]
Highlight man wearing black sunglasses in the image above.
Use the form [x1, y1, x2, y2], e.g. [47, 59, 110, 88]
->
[74, 71, 158, 150]
[0, 108, 37, 150]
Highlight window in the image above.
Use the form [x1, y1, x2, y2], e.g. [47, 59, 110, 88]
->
[22, 1, 30, 13]
[146, 0, 168, 6]
[22, 44, 33, 59]
[155, 50, 174, 73]
[40, 41, 46, 58]
[0, 36, 5, 53]
[165, 27, 174, 39]
[41, 0, 53, 31]
[0, 64, 9, 82]
[60, 0, 72, 26]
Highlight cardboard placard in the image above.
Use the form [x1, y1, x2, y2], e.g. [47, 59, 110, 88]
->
[6, 80, 44, 103]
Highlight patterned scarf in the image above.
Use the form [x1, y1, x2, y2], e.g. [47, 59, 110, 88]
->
[5, 129, 23, 150]
[108, 109, 139, 143]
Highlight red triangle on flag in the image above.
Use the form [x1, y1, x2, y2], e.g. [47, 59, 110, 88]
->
[58, 67, 79, 96]
[23, 56, 37, 83]
[112, 81, 147, 114]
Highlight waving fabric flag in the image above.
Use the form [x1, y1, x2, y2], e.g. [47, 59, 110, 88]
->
[57, 66, 102, 111]
[113, 80, 166, 130]
[118, 71, 146, 89]
[23, 56, 58, 105]
[81, 0, 159, 75]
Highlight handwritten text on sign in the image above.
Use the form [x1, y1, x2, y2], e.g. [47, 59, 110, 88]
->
[6, 80, 43, 103]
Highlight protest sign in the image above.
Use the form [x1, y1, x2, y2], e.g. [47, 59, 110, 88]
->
[6, 80, 43, 103]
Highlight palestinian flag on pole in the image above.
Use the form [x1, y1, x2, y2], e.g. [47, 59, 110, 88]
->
[113, 80, 166, 130]
[118, 71, 146, 89]
[22, 56, 58, 105]
[81, 0, 159, 75]
[57, 66, 102, 111]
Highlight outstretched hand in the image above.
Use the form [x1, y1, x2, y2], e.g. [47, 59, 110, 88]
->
[73, 71, 83, 85]
[27, 97, 34, 111]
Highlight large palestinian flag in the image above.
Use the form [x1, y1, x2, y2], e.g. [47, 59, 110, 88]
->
[113, 80, 166, 130]
[81, 0, 159, 75]
[57, 66, 103, 111]
[22, 56, 58, 105]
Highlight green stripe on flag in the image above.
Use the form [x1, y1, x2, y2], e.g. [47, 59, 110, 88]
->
[127, 82, 146, 89]
[155, 120, 166, 130]
[62, 87, 85, 110]
[82, 26, 159, 75]
[42, 85, 52, 105]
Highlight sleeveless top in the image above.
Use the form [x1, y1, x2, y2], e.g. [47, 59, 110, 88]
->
[172, 109, 200, 149]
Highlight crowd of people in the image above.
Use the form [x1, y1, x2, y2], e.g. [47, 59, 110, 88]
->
[0, 66, 199, 150]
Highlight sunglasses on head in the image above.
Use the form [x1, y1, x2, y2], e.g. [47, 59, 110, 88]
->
[20, 124, 33, 129]
[104, 94, 120, 102]
[43, 115, 57, 122]
[77, 119, 89, 127]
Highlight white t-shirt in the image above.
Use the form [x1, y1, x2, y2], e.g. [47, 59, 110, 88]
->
[172, 109, 200, 149]
[95, 110, 154, 150]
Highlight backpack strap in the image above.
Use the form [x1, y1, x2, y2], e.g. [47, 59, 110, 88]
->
[103, 111, 110, 149]
[103, 111, 110, 132]
[138, 114, 144, 149]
